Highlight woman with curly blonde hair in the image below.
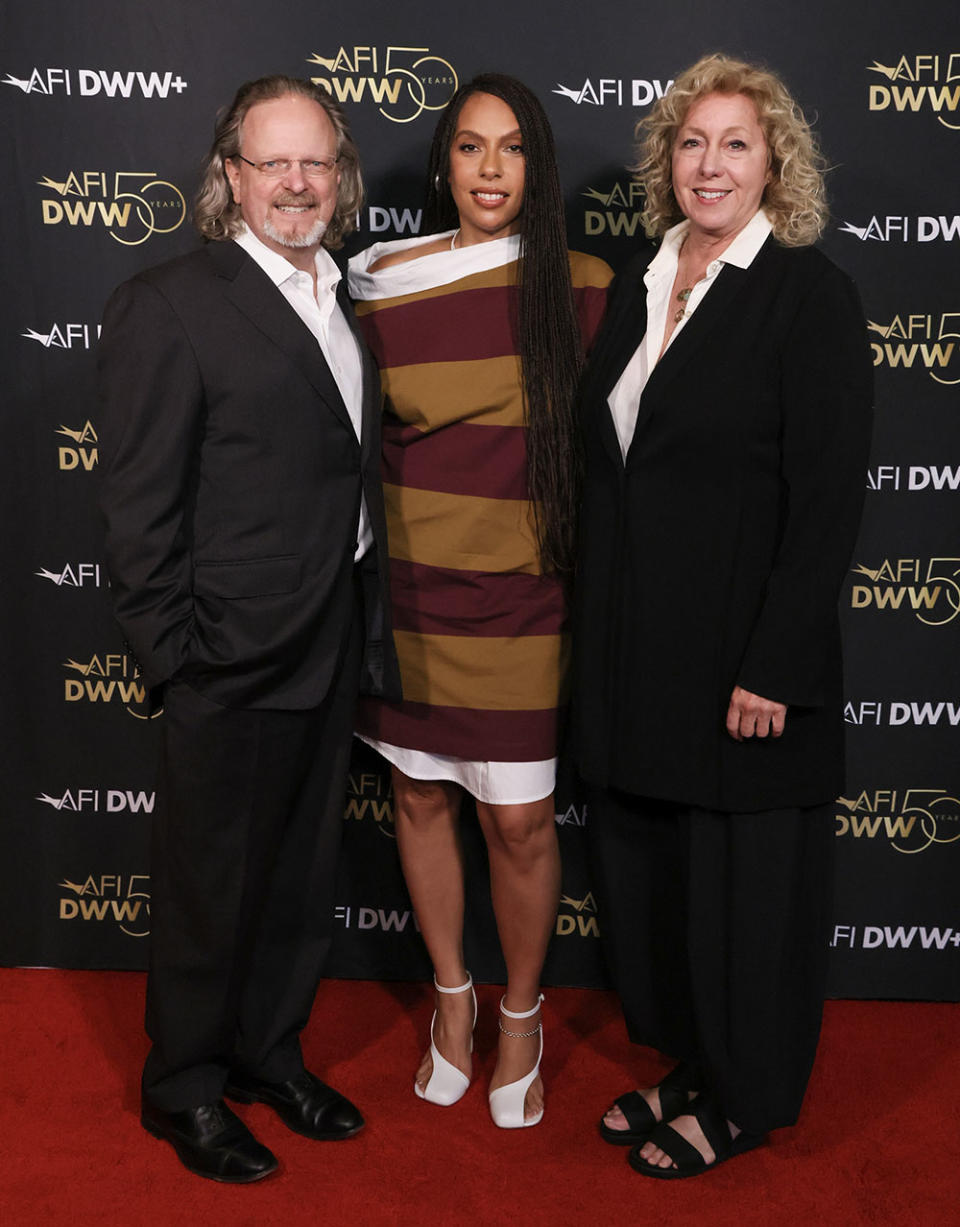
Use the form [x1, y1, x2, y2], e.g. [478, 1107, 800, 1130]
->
[635, 53, 828, 246]
[573, 53, 872, 1177]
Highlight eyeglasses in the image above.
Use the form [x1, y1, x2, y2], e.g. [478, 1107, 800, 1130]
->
[233, 154, 339, 178]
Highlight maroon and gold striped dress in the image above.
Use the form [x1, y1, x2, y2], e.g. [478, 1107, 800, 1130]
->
[349, 232, 611, 771]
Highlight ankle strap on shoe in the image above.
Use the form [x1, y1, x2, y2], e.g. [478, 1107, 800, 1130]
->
[434, 972, 473, 994]
[499, 992, 544, 1020]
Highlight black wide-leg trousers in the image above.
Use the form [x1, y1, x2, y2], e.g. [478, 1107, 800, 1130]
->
[142, 618, 361, 1113]
[587, 787, 834, 1134]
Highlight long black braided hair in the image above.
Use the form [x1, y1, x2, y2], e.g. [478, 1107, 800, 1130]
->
[424, 73, 583, 579]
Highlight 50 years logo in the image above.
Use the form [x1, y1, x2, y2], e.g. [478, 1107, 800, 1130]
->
[306, 45, 457, 123]
[56, 421, 98, 471]
[867, 54, 960, 130]
[556, 891, 599, 938]
[835, 789, 960, 855]
[58, 873, 150, 936]
[343, 770, 394, 837]
[63, 652, 151, 716]
[38, 171, 185, 246]
[867, 313, 958, 385]
[582, 181, 645, 238]
[849, 557, 960, 625]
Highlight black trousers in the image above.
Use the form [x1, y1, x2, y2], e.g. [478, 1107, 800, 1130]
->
[142, 617, 361, 1112]
[586, 787, 834, 1134]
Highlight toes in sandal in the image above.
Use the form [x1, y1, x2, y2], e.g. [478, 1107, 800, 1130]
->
[627, 1094, 765, 1179]
[489, 994, 545, 1129]
[599, 1061, 700, 1147]
[415, 973, 477, 1107]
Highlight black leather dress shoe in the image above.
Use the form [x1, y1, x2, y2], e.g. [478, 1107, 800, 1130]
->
[225, 1069, 364, 1140]
[141, 1098, 278, 1183]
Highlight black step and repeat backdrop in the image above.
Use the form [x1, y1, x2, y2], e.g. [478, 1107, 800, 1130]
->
[2, 1, 957, 999]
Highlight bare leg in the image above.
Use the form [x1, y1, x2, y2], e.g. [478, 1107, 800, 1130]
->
[391, 768, 473, 1092]
[476, 794, 560, 1120]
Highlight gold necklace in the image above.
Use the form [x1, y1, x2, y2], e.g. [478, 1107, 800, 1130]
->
[673, 237, 695, 323]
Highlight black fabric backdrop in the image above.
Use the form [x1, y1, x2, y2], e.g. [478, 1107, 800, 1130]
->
[2, 0, 957, 999]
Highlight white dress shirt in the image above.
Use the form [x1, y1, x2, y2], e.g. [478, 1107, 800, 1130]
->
[608, 209, 773, 460]
[234, 225, 372, 559]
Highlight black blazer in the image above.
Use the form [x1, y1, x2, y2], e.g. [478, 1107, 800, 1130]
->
[572, 236, 873, 811]
[97, 240, 401, 709]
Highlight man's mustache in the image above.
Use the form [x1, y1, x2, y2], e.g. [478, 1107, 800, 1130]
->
[272, 194, 319, 208]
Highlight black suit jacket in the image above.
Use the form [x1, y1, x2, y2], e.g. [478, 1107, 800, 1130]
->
[97, 239, 401, 709]
[572, 237, 873, 811]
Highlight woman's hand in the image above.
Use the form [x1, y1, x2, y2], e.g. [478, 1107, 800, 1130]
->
[725, 685, 787, 741]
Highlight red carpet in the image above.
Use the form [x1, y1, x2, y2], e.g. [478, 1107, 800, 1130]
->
[0, 969, 956, 1225]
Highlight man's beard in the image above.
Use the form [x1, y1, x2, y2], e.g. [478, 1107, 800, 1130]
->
[263, 200, 329, 249]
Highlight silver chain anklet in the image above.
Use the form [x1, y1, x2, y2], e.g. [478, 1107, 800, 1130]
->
[498, 1018, 542, 1038]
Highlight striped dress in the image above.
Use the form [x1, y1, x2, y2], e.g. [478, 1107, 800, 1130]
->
[348, 232, 611, 772]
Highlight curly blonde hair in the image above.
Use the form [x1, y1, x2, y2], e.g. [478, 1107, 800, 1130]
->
[634, 54, 828, 247]
[193, 75, 362, 250]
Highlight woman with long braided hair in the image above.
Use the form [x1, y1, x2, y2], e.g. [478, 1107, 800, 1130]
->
[348, 73, 610, 1128]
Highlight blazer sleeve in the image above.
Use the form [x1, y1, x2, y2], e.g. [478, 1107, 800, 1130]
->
[97, 275, 203, 688]
[735, 260, 874, 707]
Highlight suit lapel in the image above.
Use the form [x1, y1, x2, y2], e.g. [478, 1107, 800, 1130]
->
[627, 257, 754, 449]
[206, 241, 356, 438]
[642, 261, 749, 401]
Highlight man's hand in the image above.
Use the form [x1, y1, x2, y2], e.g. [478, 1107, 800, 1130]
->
[725, 685, 787, 741]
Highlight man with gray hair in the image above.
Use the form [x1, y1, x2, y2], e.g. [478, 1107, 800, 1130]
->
[98, 76, 399, 1183]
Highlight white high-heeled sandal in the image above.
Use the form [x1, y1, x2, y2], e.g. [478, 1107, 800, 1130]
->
[414, 972, 477, 1106]
[488, 993, 545, 1129]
